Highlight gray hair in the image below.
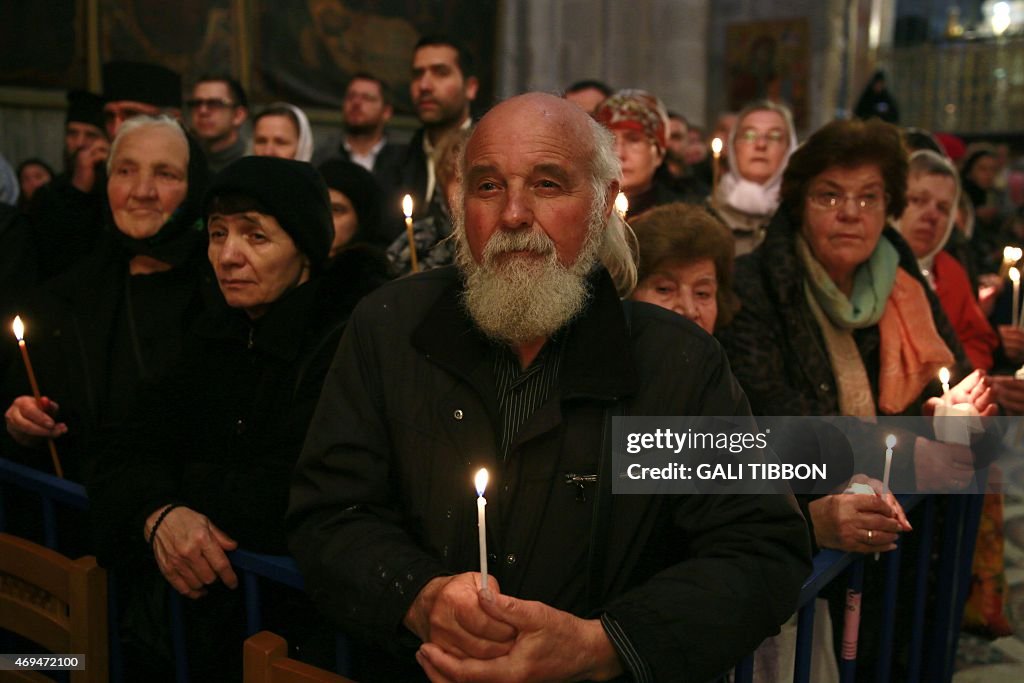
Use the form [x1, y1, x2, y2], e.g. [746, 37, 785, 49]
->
[586, 116, 638, 296]
[107, 115, 189, 172]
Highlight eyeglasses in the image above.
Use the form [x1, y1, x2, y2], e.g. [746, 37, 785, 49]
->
[808, 190, 889, 211]
[186, 98, 235, 110]
[735, 129, 787, 146]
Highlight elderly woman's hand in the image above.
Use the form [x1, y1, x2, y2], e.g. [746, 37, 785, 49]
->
[991, 375, 1024, 414]
[913, 437, 975, 492]
[808, 478, 910, 553]
[4, 396, 67, 447]
[146, 505, 238, 599]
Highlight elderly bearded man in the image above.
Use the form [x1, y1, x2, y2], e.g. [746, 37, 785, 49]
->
[287, 93, 809, 682]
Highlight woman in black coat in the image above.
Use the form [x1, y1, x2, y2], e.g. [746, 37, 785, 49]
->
[89, 155, 389, 679]
[3, 116, 215, 483]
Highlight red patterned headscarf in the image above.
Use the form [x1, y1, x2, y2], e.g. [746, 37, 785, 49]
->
[594, 89, 669, 153]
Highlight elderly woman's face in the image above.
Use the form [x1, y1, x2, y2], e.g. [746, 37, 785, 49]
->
[733, 110, 789, 184]
[107, 126, 188, 239]
[207, 211, 310, 318]
[631, 258, 718, 334]
[802, 164, 887, 292]
[899, 172, 957, 259]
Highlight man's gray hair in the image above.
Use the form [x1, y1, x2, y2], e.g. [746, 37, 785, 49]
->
[107, 115, 189, 172]
[586, 116, 638, 296]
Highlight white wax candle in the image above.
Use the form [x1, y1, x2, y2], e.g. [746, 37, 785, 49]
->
[1012, 267, 1020, 328]
[475, 468, 489, 591]
[882, 434, 895, 496]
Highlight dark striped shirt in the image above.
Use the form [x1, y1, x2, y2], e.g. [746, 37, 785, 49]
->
[492, 337, 563, 459]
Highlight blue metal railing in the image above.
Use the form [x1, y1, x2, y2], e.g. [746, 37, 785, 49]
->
[0, 457, 350, 682]
[0, 457, 985, 683]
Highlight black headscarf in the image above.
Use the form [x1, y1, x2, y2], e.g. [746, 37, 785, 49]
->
[112, 124, 210, 267]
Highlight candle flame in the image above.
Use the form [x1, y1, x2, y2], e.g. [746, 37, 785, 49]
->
[939, 367, 950, 385]
[1011, 267, 1020, 283]
[402, 194, 413, 219]
[1015, 247, 1023, 262]
[12, 315, 24, 342]
[475, 468, 488, 496]
[711, 137, 723, 155]
[885, 434, 897, 449]
[614, 192, 628, 216]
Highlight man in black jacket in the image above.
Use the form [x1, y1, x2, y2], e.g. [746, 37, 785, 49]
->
[288, 92, 809, 682]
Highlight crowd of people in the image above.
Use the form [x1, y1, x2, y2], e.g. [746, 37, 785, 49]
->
[1, 33, 1023, 683]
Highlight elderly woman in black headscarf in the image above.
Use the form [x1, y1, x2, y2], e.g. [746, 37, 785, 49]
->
[88, 155, 387, 678]
[3, 115, 214, 482]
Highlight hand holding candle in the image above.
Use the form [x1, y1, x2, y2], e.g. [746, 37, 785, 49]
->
[11, 316, 63, 478]
[475, 468, 489, 592]
[402, 194, 419, 273]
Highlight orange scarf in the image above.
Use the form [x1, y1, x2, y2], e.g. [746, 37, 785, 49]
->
[877, 269, 954, 414]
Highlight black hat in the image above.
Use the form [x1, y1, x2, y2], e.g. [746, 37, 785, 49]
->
[317, 159, 381, 241]
[204, 157, 333, 272]
[66, 90, 106, 131]
[102, 61, 182, 108]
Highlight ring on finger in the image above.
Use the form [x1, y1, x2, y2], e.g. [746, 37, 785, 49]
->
[867, 529, 874, 542]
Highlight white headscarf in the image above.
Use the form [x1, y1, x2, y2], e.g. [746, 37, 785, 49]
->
[268, 102, 314, 162]
[895, 149, 961, 287]
[717, 101, 798, 217]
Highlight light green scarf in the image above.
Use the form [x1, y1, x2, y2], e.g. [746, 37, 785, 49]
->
[796, 235, 900, 330]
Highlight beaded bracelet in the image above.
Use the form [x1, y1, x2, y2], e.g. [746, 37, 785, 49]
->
[147, 504, 181, 549]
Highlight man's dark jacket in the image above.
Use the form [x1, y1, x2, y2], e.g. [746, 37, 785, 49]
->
[288, 266, 811, 682]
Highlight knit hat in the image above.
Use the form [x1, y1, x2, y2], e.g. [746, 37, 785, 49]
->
[204, 156, 333, 272]
[102, 61, 182, 108]
[66, 90, 106, 131]
[593, 89, 669, 152]
[317, 159, 381, 242]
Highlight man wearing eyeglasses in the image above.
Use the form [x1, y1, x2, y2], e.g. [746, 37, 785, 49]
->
[187, 75, 249, 173]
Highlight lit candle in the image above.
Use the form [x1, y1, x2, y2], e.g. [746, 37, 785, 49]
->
[11, 316, 63, 478]
[402, 194, 419, 274]
[615, 192, 628, 221]
[475, 468, 489, 591]
[939, 366, 951, 406]
[1012, 267, 1021, 327]
[711, 137, 723, 195]
[876, 433, 897, 560]
[882, 434, 895, 497]
[1000, 246, 1015, 279]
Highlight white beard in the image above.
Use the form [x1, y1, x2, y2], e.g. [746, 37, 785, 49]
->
[455, 214, 605, 346]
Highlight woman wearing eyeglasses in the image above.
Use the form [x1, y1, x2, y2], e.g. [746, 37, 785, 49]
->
[708, 100, 797, 256]
[718, 116, 997, 683]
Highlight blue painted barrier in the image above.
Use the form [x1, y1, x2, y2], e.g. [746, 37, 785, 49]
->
[0, 458, 985, 683]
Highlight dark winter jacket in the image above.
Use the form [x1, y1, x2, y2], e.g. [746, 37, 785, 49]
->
[88, 247, 390, 566]
[288, 265, 811, 682]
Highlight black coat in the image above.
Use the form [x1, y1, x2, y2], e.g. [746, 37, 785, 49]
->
[1, 233, 217, 482]
[288, 266, 810, 681]
[88, 247, 390, 564]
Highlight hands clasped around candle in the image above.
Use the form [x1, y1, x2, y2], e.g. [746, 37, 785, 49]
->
[405, 573, 624, 681]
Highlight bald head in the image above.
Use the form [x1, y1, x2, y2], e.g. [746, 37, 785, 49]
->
[468, 93, 600, 164]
